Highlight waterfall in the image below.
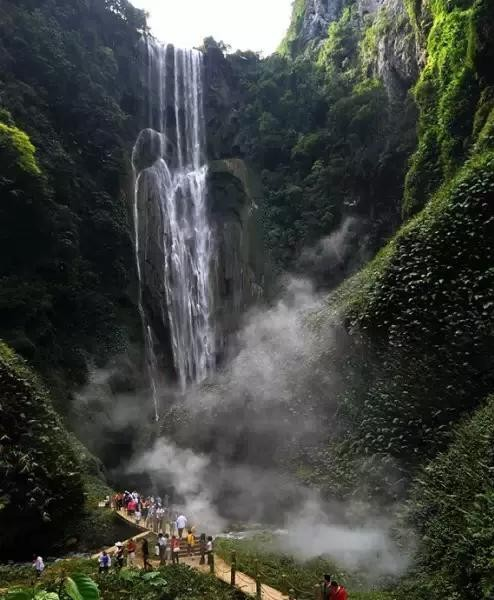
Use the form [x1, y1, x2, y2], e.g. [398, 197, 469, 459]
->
[133, 39, 215, 413]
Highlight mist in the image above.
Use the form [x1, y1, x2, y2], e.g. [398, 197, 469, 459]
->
[75, 219, 413, 579]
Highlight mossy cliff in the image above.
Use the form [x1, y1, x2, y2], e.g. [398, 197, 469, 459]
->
[0, 0, 147, 406]
[0, 341, 83, 558]
[313, 0, 494, 465]
[284, 0, 494, 596]
[400, 394, 494, 599]
[403, 0, 494, 216]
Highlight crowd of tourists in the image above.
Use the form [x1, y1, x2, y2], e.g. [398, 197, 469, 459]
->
[111, 491, 189, 535]
[97, 490, 215, 573]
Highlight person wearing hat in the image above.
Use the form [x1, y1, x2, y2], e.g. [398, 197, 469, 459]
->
[114, 541, 125, 568]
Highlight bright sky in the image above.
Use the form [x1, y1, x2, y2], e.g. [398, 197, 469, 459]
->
[130, 0, 294, 55]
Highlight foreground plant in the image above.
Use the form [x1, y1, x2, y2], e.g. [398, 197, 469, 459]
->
[3, 573, 99, 600]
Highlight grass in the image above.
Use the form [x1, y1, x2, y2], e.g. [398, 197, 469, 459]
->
[215, 535, 398, 600]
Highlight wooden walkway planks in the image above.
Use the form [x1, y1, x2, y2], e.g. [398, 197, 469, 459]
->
[110, 509, 288, 600]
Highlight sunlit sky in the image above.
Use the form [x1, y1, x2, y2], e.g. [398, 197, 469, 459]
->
[130, 0, 294, 55]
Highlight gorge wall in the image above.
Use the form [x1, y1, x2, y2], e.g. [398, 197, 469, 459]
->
[0, 0, 493, 595]
[0, 0, 269, 555]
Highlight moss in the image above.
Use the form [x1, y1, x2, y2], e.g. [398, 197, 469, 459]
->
[403, 0, 494, 218]
[403, 5, 482, 217]
[0, 121, 41, 177]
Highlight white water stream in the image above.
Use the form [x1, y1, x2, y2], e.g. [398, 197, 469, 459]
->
[133, 40, 215, 418]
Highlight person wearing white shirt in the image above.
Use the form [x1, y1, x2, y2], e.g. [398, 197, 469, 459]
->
[33, 555, 44, 577]
[176, 514, 187, 539]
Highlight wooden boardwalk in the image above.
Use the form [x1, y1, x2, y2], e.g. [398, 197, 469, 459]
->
[109, 509, 288, 600]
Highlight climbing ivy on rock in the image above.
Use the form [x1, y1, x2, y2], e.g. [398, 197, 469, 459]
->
[403, 0, 493, 216]
[398, 394, 494, 599]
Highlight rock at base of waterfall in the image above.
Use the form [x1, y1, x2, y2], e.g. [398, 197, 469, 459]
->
[132, 128, 166, 172]
[208, 158, 271, 363]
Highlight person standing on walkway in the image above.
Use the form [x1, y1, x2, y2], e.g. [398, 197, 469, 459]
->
[158, 532, 167, 565]
[206, 536, 213, 566]
[199, 533, 207, 565]
[114, 542, 125, 568]
[142, 538, 152, 571]
[176, 513, 187, 539]
[186, 530, 195, 556]
[32, 555, 44, 577]
[147, 503, 155, 530]
[164, 533, 171, 563]
[171, 535, 180, 564]
[322, 574, 332, 600]
[98, 550, 111, 573]
[156, 506, 165, 533]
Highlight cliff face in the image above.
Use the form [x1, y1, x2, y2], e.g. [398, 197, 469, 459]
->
[283, 0, 418, 102]
[132, 44, 270, 382]
[0, 0, 147, 405]
[299, 0, 345, 44]
[208, 159, 269, 362]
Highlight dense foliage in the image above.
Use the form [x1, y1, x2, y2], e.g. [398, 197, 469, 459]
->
[403, 0, 494, 216]
[398, 395, 494, 599]
[0, 342, 83, 558]
[328, 151, 494, 473]
[0, 0, 146, 401]
[227, 3, 416, 284]
[1, 561, 245, 600]
[215, 536, 396, 600]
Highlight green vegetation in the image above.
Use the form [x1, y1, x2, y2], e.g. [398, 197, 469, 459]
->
[0, 121, 41, 176]
[0, 342, 83, 559]
[0, 0, 146, 403]
[215, 536, 396, 600]
[278, 0, 308, 57]
[0, 342, 133, 559]
[313, 0, 494, 475]
[1, 560, 245, 600]
[403, 0, 487, 216]
[229, 1, 415, 283]
[272, 0, 494, 594]
[397, 395, 494, 599]
[3, 573, 100, 600]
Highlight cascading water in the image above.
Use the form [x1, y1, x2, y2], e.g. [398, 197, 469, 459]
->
[133, 39, 215, 415]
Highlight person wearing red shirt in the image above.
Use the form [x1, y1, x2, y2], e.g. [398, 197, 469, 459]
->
[329, 581, 348, 600]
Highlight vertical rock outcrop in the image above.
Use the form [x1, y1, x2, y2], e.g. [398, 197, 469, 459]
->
[208, 158, 269, 363]
[299, 0, 344, 44]
[134, 42, 270, 390]
[287, 0, 419, 102]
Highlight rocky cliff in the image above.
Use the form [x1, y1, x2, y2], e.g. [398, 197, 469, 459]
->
[208, 158, 269, 362]
[132, 43, 270, 383]
[282, 0, 418, 102]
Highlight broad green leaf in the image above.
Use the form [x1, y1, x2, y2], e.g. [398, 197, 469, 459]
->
[34, 593, 59, 600]
[64, 574, 99, 600]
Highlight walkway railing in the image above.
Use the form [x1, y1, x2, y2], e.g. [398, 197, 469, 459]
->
[110, 507, 323, 600]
